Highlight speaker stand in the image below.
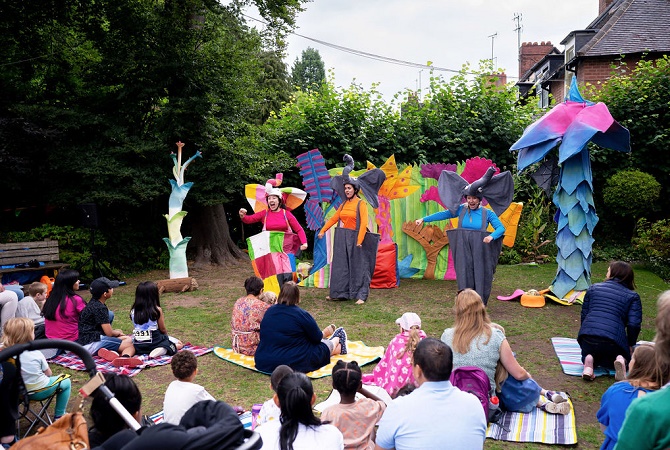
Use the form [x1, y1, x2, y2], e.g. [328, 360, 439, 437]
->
[78, 228, 120, 281]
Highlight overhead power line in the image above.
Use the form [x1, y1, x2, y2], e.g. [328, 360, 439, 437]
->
[243, 13, 518, 79]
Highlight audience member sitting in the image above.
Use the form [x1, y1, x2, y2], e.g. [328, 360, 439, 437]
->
[130, 281, 183, 358]
[375, 338, 486, 450]
[2, 318, 71, 421]
[0, 284, 19, 334]
[441, 289, 569, 415]
[0, 358, 20, 449]
[322, 360, 386, 450]
[597, 344, 664, 450]
[362, 312, 426, 397]
[230, 276, 271, 356]
[88, 373, 142, 448]
[78, 277, 140, 367]
[257, 364, 293, 427]
[256, 372, 344, 449]
[2, 284, 24, 301]
[163, 350, 214, 425]
[615, 290, 670, 450]
[43, 269, 85, 341]
[15, 282, 47, 339]
[255, 282, 345, 373]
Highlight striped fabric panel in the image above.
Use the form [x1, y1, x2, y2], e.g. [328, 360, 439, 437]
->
[551, 337, 616, 377]
[486, 397, 577, 445]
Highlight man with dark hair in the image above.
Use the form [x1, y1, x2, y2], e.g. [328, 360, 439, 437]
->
[375, 338, 486, 450]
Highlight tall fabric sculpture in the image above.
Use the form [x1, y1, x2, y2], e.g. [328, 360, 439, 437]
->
[510, 78, 631, 298]
[164, 142, 201, 279]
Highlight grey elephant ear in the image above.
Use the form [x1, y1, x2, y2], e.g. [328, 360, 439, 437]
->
[329, 175, 346, 204]
[358, 168, 386, 209]
[438, 170, 468, 215]
[481, 171, 514, 216]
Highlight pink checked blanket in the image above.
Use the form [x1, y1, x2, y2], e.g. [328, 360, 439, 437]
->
[49, 343, 212, 377]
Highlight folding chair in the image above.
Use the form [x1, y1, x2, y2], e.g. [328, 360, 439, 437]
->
[16, 373, 71, 438]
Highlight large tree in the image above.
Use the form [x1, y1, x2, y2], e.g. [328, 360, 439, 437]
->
[291, 47, 326, 92]
[0, 0, 304, 268]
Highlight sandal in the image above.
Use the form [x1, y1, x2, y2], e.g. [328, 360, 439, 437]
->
[614, 355, 626, 381]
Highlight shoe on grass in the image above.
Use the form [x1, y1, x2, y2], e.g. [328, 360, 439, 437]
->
[149, 347, 168, 358]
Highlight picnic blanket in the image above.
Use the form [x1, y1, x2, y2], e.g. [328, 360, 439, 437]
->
[486, 397, 577, 445]
[213, 341, 384, 378]
[149, 410, 253, 429]
[551, 337, 616, 377]
[49, 344, 212, 377]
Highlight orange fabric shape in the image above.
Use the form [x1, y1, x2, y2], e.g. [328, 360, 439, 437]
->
[520, 293, 546, 308]
[371, 242, 398, 289]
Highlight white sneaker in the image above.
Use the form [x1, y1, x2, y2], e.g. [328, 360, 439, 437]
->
[542, 401, 570, 415]
[149, 347, 168, 358]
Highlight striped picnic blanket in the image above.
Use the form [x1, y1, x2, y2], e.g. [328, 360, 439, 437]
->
[49, 343, 212, 377]
[486, 397, 577, 444]
[551, 337, 616, 377]
[213, 340, 384, 378]
[149, 410, 253, 429]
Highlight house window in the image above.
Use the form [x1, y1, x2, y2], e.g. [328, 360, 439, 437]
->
[536, 85, 550, 108]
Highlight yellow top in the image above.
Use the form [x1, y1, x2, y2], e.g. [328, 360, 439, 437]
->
[320, 197, 368, 245]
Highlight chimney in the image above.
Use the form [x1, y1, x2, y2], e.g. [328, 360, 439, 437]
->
[518, 41, 554, 79]
[599, 0, 615, 15]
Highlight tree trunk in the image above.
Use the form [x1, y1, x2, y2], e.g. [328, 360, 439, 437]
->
[190, 204, 246, 267]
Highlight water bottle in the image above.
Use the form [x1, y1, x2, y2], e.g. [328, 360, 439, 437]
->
[488, 395, 502, 423]
[251, 403, 262, 430]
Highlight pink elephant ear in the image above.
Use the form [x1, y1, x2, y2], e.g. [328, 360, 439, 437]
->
[420, 186, 446, 208]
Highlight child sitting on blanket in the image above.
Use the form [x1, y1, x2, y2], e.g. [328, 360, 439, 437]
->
[321, 360, 387, 450]
[257, 364, 293, 427]
[130, 281, 184, 358]
[163, 349, 215, 425]
[361, 312, 426, 397]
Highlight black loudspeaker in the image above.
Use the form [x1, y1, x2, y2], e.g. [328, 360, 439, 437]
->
[79, 203, 99, 229]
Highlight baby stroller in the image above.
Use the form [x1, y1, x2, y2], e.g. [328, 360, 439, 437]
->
[0, 339, 261, 449]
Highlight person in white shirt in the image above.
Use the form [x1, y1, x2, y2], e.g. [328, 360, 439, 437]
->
[16, 282, 48, 339]
[163, 350, 214, 425]
[256, 372, 344, 450]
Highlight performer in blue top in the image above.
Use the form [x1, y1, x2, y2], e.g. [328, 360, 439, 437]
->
[416, 166, 513, 305]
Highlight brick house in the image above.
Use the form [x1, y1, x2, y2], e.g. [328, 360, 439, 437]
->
[517, 0, 670, 106]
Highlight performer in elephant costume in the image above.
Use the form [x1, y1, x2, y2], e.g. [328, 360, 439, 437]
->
[416, 166, 513, 305]
[318, 155, 385, 304]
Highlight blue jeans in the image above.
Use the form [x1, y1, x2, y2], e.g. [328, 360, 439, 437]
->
[5, 285, 24, 301]
[29, 376, 71, 418]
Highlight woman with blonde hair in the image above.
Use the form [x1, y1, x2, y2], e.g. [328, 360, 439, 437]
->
[441, 289, 569, 414]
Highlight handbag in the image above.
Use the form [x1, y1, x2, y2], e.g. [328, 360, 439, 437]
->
[498, 376, 541, 413]
[12, 411, 89, 450]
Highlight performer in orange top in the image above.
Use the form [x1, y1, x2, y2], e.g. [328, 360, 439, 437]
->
[318, 155, 385, 305]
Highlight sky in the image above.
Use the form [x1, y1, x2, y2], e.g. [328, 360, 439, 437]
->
[273, 0, 600, 102]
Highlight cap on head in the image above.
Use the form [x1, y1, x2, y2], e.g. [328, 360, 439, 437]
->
[90, 277, 120, 299]
[396, 312, 421, 330]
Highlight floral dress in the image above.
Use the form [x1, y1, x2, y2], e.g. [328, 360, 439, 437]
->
[230, 295, 270, 356]
[361, 329, 427, 396]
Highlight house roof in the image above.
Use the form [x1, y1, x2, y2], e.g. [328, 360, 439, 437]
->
[579, 0, 670, 56]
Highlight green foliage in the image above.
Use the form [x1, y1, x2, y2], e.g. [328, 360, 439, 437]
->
[590, 55, 670, 213]
[603, 170, 660, 219]
[513, 185, 557, 263]
[1, 225, 94, 277]
[291, 47, 326, 92]
[634, 218, 670, 280]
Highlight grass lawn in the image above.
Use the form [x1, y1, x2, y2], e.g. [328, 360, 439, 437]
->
[54, 259, 668, 449]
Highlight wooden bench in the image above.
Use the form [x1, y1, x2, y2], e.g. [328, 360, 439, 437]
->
[0, 240, 70, 276]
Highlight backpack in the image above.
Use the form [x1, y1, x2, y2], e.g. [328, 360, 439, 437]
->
[450, 366, 491, 419]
